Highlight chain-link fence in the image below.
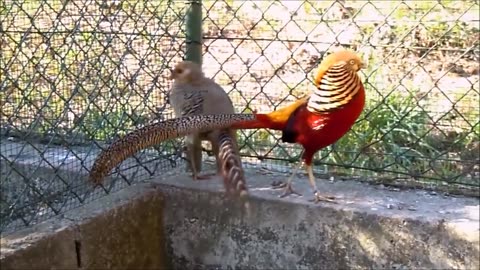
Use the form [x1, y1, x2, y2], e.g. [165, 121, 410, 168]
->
[1, 0, 479, 233]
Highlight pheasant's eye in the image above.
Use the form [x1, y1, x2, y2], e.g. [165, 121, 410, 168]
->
[349, 60, 355, 65]
[176, 68, 183, 74]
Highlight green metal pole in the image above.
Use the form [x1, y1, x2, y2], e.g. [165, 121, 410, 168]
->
[185, 0, 202, 65]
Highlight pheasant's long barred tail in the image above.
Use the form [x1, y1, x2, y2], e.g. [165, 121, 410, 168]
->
[89, 114, 256, 185]
[217, 131, 248, 197]
[308, 63, 362, 113]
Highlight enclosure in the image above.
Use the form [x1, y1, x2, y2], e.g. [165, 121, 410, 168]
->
[1, 0, 479, 268]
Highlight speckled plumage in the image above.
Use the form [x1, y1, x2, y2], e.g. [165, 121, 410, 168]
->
[168, 61, 248, 198]
[88, 114, 255, 186]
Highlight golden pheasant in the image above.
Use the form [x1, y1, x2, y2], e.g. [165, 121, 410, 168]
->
[231, 50, 366, 203]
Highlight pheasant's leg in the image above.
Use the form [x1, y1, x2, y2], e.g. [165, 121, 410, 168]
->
[192, 137, 221, 181]
[186, 135, 207, 181]
[272, 161, 303, 197]
[306, 165, 336, 203]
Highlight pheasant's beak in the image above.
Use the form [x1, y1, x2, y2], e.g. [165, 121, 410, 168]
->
[168, 70, 174, 80]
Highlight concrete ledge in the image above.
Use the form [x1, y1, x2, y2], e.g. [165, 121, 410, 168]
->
[1, 185, 168, 269]
[155, 173, 479, 269]
[1, 141, 479, 269]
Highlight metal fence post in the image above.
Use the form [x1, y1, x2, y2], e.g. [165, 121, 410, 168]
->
[185, 0, 202, 65]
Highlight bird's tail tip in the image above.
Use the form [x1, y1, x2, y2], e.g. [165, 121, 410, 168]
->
[243, 200, 251, 218]
[88, 172, 103, 187]
[239, 190, 248, 198]
[233, 189, 251, 219]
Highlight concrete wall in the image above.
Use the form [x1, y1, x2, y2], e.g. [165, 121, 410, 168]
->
[2, 172, 479, 269]
[1, 186, 168, 269]
[156, 173, 479, 270]
[1, 141, 478, 269]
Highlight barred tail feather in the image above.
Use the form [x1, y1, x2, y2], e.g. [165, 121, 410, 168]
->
[216, 131, 248, 197]
[217, 130, 251, 215]
[89, 114, 255, 186]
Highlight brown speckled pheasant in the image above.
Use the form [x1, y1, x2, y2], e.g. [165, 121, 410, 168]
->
[168, 61, 248, 197]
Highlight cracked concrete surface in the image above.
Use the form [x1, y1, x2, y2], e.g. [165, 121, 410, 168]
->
[1, 140, 479, 269]
[154, 171, 479, 269]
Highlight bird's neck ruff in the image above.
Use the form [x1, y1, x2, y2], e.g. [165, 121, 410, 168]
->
[308, 62, 363, 113]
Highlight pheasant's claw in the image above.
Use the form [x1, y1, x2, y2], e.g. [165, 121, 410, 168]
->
[279, 183, 302, 198]
[193, 172, 217, 181]
[271, 181, 302, 197]
[309, 192, 336, 204]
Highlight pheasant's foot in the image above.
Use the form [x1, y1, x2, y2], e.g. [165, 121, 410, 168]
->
[193, 172, 217, 180]
[279, 183, 302, 198]
[309, 191, 336, 204]
[271, 181, 302, 197]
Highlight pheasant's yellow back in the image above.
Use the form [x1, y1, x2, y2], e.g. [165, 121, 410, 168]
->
[89, 114, 256, 186]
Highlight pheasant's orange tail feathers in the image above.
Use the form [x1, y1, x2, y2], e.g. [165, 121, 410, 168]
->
[265, 97, 308, 123]
[232, 97, 308, 131]
[230, 113, 279, 130]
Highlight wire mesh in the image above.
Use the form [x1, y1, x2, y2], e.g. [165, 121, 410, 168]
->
[0, 0, 188, 233]
[1, 0, 479, 233]
[200, 0, 479, 193]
